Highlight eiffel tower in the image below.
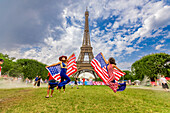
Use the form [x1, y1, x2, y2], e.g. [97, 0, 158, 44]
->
[75, 8, 97, 79]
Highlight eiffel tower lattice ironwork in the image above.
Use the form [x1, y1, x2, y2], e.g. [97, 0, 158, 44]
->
[75, 8, 97, 80]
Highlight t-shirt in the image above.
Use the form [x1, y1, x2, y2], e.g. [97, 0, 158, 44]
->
[35, 77, 38, 81]
[160, 77, 167, 83]
[48, 73, 54, 81]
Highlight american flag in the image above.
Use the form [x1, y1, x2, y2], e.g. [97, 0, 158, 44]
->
[46, 54, 77, 81]
[91, 53, 125, 83]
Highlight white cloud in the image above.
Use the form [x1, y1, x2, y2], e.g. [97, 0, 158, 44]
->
[125, 47, 139, 54]
[117, 62, 133, 70]
[106, 22, 112, 28]
[164, 32, 170, 39]
[92, 21, 97, 27]
[133, 5, 170, 43]
[155, 44, 164, 50]
[2, 24, 83, 65]
[160, 40, 165, 43]
[1, 0, 169, 70]
[112, 21, 119, 29]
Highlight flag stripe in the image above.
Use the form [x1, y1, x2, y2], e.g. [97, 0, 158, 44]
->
[93, 59, 109, 80]
[91, 60, 107, 83]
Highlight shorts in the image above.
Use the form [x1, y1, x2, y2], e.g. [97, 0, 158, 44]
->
[49, 79, 56, 83]
[48, 81, 58, 90]
[75, 81, 77, 85]
[48, 86, 54, 90]
[162, 83, 169, 89]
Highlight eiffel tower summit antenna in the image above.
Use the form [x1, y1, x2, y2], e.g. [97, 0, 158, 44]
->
[75, 8, 97, 80]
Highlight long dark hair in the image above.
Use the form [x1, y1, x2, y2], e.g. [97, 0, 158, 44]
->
[0, 59, 4, 62]
[108, 57, 116, 65]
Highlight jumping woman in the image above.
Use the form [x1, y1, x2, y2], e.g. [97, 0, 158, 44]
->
[101, 53, 126, 92]
[46, 54, 74, 92]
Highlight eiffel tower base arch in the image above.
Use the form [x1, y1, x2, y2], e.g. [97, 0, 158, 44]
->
[73, 69, 98, 81]
[73, 62, 98, 81]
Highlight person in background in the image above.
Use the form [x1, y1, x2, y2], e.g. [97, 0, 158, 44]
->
[0, 59, 4, 77]
[34, 76, 38, 87]
[37, 76, 41, 87]
[0, 59, 4, 65]
[40, 78, 42, 83]
[25, 78, 29, 84]
[46, 73, 58, 98]
[83, 78, 85, 85]
[71, 77, 79, 89]
[160, 75, 169, 92]
[44, 79, 47, 83]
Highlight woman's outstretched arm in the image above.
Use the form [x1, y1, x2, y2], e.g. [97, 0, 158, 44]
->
[46, 61, 62, 68]
[113, 65, 125, 74]
[101, 52, 108, 64]
[67, 53, 74, 61]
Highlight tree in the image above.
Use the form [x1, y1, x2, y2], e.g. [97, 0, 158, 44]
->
[9, 62, 24, 77]
[16, 59, 48, 80]
[0, 53, 15, 76]
[0, 53, 48, 80]
[96, 77, 103, 81]
[120, 70, 135, 81]
[131, 53, 170, 80]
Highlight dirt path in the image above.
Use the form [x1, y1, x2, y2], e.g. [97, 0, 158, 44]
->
[128, 86, 169, 91]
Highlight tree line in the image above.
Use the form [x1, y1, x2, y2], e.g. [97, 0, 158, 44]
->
[0, 53, 48, 80]
[0, 52, 169, 81]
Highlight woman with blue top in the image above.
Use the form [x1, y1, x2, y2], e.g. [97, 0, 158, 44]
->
[46, 54, 73, 92]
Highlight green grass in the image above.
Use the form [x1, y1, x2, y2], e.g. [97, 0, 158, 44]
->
[0, 86, 170, 113]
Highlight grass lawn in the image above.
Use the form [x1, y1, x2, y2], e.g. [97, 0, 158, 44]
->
[0, 86, 170, 113]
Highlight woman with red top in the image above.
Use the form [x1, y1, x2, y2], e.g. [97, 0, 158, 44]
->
[106, 57, 125, 83]
[101, 53, 126, 92]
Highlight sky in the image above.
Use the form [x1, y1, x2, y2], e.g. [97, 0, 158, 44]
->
[0, 0, 170, 70]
